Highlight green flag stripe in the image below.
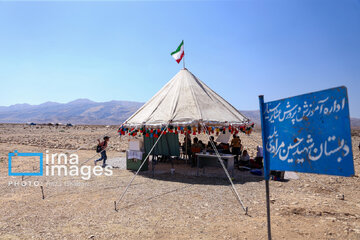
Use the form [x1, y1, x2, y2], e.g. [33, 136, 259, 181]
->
[170, 41, 184, 55]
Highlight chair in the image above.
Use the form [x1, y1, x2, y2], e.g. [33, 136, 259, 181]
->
[191, 147, 201, 167]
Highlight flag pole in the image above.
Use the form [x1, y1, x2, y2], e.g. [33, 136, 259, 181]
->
[183, 40, 185, 69]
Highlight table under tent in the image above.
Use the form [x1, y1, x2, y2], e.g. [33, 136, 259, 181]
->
[115, 68, 254, 213]
[119, 68, 254, 173]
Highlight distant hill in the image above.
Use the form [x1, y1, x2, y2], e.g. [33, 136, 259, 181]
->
[0, 100, 359, 127]
[241, 110, 261, 126]
[240, 110, 360, 128]
[351, 118, 360, 128]
[0, 99, 143, 125]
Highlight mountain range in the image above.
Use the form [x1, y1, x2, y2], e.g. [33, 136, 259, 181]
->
[0, 99, 359, 127]
[0, 99, 143, 125]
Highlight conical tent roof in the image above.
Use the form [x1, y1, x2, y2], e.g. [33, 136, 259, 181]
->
[124, 68, 249, 128]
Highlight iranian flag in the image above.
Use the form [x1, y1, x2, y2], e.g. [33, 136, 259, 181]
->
[170, 40, 184, 63]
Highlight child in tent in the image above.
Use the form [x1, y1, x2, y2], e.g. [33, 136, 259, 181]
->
[223, 143, 231, 154]
[198, 140, 205, 150]
[230, 135, 242, 165]
[206, 136, 217, 153]
[191, 137, 203, 167]
[239, 149, 250, 167]
[95, 136, 110, 167]
[182, 135, 192, 160]
[250, 146, 263, 169]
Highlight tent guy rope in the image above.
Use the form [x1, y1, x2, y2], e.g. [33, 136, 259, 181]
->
[114, 121, 171, 211]
[201, 122, 248, 215]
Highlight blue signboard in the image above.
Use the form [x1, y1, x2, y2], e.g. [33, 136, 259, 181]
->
[259, 86, 354, 178]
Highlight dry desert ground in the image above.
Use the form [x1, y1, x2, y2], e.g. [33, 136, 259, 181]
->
[0, 124, 360, 239]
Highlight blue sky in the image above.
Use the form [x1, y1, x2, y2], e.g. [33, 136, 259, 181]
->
[0, 0, 359, 117]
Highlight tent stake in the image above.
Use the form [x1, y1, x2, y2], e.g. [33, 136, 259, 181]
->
[40, 186, 45, 199]
[114, 201, 118, 212]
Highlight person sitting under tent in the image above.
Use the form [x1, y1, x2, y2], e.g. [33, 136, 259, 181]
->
[206, 136, 215, 148]
[218, 142, 231, 154]
[249, 146, 263, 169]
[191, 137, 203, 167]
[95, 136, 110, 167]
[206, 136, 217, 152]
[230, 134, 242, 165]
[198, 140, 205, 149]
[217, 142, 222, 152]
[238, 149, 250, 167]
[255, 146, 263, 167]
[182, 135, 192, 160]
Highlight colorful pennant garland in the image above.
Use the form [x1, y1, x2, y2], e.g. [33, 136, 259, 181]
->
[118, 123, 255, 138]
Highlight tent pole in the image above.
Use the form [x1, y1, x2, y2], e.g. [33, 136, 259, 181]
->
[163, 132, 174, 170]
[201, 123, 248, 214]
[115, 122, 171, 211]
[185, 133, 188, 164]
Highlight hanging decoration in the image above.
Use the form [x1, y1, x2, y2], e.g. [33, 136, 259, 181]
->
[118, 122, 255, 138]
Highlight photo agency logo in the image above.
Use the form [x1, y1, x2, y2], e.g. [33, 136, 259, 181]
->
[8, 150, 113, 181]
[8, 150, 43, 176]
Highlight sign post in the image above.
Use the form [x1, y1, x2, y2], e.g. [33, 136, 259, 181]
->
[259, 86, 354, 240]
[259, 95, 272, 240]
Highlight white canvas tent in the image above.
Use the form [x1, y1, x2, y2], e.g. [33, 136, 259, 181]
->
[123, 68, 250, 128]
[117, 68, 250, 213]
